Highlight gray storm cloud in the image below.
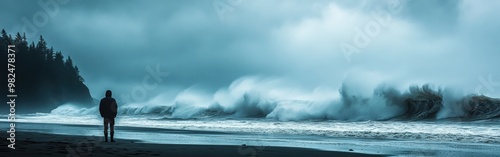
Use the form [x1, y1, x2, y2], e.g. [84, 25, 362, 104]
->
[1, 0, 499, 103]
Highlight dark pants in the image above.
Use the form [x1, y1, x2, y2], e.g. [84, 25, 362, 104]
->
[104, 118, 115, 133]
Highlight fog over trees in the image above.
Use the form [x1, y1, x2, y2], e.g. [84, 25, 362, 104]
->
[1, 29, 93, 113]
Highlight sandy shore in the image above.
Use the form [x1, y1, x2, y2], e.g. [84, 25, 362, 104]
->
[0, 131, 384, 157]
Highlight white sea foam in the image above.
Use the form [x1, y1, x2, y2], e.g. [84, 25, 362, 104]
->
[8, 114, 500, 144]
[4, 77, 500, 144]
[48, 77, 500, 121]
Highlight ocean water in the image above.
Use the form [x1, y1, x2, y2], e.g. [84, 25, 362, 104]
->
[2, 83, 500, 156]
[2, 114, 500, 156]
[4, 83, 500, 145]
[5, 113, 500, 144]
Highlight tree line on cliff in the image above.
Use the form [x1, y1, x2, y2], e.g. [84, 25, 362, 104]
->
[1, 29, 93, 113]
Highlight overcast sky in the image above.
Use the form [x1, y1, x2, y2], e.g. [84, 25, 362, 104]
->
[2, 0, 499, 103]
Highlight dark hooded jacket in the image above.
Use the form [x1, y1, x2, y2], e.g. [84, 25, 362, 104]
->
[99, 91, 118, 118]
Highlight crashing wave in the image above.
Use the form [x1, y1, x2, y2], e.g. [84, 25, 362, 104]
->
[50, 77, 500, 121]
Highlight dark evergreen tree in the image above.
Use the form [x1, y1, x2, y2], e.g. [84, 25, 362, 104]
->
[1, 29, 94, 114]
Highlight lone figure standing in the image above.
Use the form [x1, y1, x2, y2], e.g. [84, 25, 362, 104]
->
[99, 90, 118, 142]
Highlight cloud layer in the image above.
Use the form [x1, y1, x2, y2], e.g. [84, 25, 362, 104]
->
[1, 0, 499, 103]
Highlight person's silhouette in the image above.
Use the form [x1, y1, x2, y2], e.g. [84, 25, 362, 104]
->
[99, 90, 118, 142]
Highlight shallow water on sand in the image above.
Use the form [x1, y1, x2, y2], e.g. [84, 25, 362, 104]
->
[6, 114, 500, 144]
[1, 116, 500, 156]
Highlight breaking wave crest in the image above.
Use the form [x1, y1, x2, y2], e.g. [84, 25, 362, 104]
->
[50, 77, 500, 121]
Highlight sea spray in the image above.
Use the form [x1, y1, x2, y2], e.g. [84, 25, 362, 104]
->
[49, 77, 500, 121]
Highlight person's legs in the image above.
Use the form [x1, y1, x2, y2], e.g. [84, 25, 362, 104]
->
[110, 118, 115, 142]
[103, 118, 109, 142]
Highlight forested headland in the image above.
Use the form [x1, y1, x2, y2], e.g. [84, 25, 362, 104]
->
[1, 29, 94, 113]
